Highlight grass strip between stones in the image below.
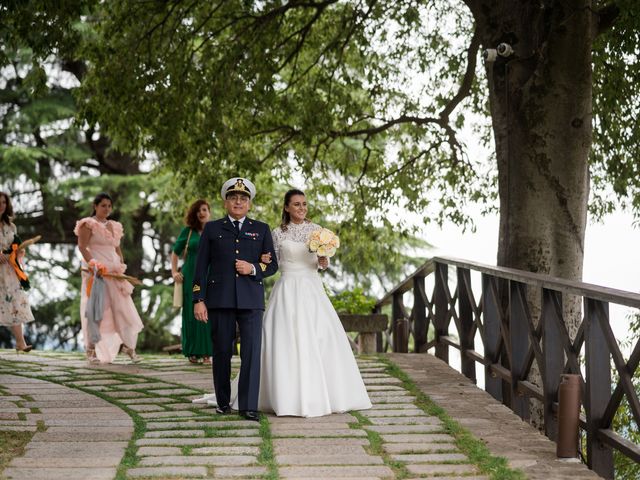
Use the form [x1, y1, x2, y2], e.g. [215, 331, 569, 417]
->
[379, 356, 526, 480]
[350, 410, 410, 479]
[258, 415, 279, 480]
[0, 430, 34, 479]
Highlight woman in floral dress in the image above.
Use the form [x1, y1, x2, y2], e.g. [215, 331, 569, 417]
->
[0, 192, 34, 352]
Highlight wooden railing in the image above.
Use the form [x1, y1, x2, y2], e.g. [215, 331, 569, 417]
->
[375, 256, 640, 478]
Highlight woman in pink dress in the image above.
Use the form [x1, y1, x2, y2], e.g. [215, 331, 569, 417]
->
[74, 192, 144, 364]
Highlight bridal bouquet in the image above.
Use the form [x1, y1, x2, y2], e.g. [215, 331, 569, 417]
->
[307, 228, 340, 258]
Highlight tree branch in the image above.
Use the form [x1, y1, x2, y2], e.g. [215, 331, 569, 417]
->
[328, 114, 440, 138]
[439, 27, 480, 121]
[376, 141, 444, 185]
[257, 129, 300, 164]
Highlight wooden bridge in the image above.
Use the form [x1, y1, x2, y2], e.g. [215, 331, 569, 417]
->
[373, 256, 640, 479]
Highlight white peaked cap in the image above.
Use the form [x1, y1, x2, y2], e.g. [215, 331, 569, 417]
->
[220, 177, 256, 200]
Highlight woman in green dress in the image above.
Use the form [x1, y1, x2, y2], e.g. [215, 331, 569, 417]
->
[171, 199, 213, 364]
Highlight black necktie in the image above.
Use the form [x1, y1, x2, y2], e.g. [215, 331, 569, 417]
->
[233, 220, 241, 234]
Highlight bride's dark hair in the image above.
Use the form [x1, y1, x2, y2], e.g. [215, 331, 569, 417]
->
[280, 188, 308, 231]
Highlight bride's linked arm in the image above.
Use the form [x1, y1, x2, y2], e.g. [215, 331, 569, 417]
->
[271, 228, 282, 263]
[252, 224, 278, 280]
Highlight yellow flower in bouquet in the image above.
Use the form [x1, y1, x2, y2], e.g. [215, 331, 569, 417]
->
[307, 228, 339, 258]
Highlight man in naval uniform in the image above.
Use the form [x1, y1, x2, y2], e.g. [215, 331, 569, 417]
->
[193, 177, 278, 421]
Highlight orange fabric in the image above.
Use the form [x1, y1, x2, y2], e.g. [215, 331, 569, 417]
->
[86, 261, 108, 297]
[8, 244, 28, 282]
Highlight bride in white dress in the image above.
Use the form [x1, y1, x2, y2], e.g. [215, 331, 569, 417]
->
[254, 189, 371, 417]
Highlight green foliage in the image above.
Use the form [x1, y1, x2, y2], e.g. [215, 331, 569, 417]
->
[329, 287, 376, 315]
[591, 0, 640, 219]
[0, 1, 429, 353]
[79, 0, 487, 233]
[0, 7, 185, 351]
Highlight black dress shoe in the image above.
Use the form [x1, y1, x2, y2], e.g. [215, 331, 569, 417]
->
[215, 405, 231, 414]
[240, 410, 260, 422]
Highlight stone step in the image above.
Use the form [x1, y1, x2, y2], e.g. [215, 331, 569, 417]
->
[383, 442, 458, 453]
[127, 466, 208, 478]
[275, 454, 384, 466]
[1, 467, 118, 480]
[278, 465, 394, 478]
[136, 437, 261, 446]
[138, 454, 257, 466]
[390, 452, 469, 463]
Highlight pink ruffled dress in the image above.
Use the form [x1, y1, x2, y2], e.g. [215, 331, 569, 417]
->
[74, 217, 143, 363]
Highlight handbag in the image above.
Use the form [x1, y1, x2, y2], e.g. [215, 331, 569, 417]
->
[173, 229, 193, 309]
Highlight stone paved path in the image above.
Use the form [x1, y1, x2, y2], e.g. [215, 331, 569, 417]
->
[0, 350, 603, 479]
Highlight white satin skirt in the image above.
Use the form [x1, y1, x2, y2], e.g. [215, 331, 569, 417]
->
[252, 269, 371, 417]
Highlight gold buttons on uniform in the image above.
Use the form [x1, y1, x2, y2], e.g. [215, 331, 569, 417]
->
[236, 239, 239, 243]
[236, 274, 239, 277]
[235, 250, 239, 254]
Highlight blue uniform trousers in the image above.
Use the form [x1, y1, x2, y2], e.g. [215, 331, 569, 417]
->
[209, 308, 262, 411]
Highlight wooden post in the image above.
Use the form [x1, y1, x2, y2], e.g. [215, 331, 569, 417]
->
[585, 298, 614, 478]
[413, 276, 428, 353]
[392, 293, 409, 353]
[434, 262, 449, 362]
[483, 273, 503, 402]
[457, 267, 476, 382]
[542, 288, 564, 441]
[374, 304, 384, 353]
[509, 281, 530, 420]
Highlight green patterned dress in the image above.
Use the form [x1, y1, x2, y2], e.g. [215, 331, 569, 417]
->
[173, 227, 213, 358]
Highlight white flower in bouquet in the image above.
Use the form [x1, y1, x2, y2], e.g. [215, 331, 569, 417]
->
[307, 228, 339, 258]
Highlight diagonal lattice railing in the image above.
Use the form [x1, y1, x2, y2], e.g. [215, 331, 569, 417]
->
[374, 256, 640, 478]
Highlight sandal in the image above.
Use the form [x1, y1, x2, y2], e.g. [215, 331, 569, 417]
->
[188, 356, 199, 364]
[86, 347, 100, 365]
[202, 356, 212, 365]
[122, 345, 142, 363]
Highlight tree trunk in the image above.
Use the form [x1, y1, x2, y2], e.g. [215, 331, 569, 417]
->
[473, 0, 592, 319]
[471, 0, 594, 425]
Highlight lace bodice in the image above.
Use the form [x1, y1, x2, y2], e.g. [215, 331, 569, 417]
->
[272, 221, 321, 262]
